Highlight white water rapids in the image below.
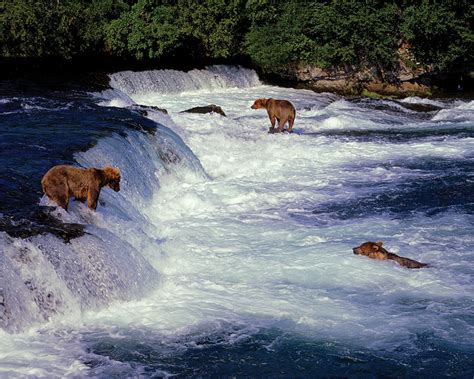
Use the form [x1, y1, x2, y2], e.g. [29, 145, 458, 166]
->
[0, 66, 473, 377]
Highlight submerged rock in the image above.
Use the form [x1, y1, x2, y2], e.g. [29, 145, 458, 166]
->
[130, 104, 168, 117]
[0, 207, 85, 242]
[395, 101, 441, 113]
[181, 104, 226, 117]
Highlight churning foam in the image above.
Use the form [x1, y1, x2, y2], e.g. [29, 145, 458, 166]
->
[1, 66, 473, 376]
[98, 66, 474, 350]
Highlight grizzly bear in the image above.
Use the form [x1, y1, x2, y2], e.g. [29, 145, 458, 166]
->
[352, 241, 428, 269]
[251, 98, 296, 133]
[41, 165, 121, 211]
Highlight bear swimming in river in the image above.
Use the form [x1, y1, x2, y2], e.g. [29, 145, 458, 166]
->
[41, 165, 121, 211]
[352, 241, 428, 269]
[251, 98, 296, 133]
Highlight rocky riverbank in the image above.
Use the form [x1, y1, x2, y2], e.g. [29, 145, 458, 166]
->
[274, 44, 472, 98]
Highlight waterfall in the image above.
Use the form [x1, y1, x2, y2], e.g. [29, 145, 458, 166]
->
[108, 65, 261, 95]
[0, 111, 207, 333]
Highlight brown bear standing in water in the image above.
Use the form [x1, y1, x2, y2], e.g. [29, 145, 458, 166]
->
[352, 241, 428, 269]
[41, 165, 121, 211]
[251, 98, 296, 133]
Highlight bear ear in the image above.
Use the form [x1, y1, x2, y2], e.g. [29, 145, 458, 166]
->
[375, 241, 383, 247]
[104, 166, 120, 179]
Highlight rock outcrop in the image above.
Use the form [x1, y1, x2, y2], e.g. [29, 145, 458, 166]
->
[181, 104, 226, 117]
[285, 42, 433, 97]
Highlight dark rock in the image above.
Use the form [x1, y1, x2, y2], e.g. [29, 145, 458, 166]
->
[129, 104, 168, 117]
[159, 149, 181, 164]
[137, 104, 168, 114]
[281, 42, 434, 98]
[0, 207, 85, 243]
[181, 104, 226, 117]
[395, 101, 441, 113]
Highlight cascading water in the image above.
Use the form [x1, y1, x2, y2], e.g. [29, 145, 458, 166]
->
[0, 65, 473, 377]
[0, 109, 207, 334]
[108, 65, 261, 95]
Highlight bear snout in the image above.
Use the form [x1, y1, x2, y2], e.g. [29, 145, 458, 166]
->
[110, 180, 120, 192]
[353, 247, 361, 255]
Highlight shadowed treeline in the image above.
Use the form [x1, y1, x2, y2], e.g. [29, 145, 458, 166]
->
[0, 0, 472, 77]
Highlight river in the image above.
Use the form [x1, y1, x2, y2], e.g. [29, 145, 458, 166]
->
[0, 66, 473, 377]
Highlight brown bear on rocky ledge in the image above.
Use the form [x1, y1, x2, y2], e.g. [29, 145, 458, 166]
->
[251, 98, 296, 133]
[41, 165, 121, 211]
[352, 241, 428, 269]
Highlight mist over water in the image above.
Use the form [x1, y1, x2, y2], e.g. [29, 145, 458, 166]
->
[1, 66, 473, 377]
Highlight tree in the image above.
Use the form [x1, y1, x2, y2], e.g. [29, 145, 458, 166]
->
[244, 2, 317, 73]
[0, 0, 128, 59]
[0, 0, 472, 77]
[307, 0, 399, 70]
[400, 1, 474, 71]
[105, 0, 184, 60]
[176, 0, 245, 60]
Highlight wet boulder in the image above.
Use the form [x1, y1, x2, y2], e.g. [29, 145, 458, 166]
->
[0, 207, 85, 242]
[130, 105, 168, 117]
[181, 104, 226, 117]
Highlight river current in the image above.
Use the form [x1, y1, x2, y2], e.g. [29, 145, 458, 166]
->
[0, 66, 473, 377]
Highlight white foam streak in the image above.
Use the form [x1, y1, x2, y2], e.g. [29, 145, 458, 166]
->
[401, 96, 446, 108]
[432, 100, 474, 122]
[93, 89, 136, 108]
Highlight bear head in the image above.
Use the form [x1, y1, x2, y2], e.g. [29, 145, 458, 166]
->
[353, 241, 387, 259]
[103, 166, 121, 192]
[251, 98, 269, 109]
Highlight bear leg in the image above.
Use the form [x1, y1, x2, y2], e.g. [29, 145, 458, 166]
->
[43, 178, 70, 210]
[288, 116, 295, 132]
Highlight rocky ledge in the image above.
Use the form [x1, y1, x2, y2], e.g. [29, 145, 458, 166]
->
[281, 43, 438, 98]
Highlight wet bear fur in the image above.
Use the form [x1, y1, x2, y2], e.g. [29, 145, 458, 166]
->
[41, 165, 120, 211]
[352, 241, 428, 269]
[251, 98, 296, 133]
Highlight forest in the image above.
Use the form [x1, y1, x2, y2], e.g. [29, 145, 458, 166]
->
[1, 0, 473, 77]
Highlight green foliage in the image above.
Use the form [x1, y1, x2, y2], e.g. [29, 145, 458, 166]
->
[0, 0, 128, 58]
[244, 0, 278, 25]
[400, 1, 473, 71]
[105, 0, 183, 60]
[81, 0, 130, 52]
[244, 1, 399, 73]
[0, 0, 472, 76]
[244, 2, 317, 73]
[177, 0, 245, 59]
[307, 1, 399, 69]
[105, 0, 245, 61]
[361, 89, 383, 99]
[0, 0, 48, 58]
[244, 1, 472, 74]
